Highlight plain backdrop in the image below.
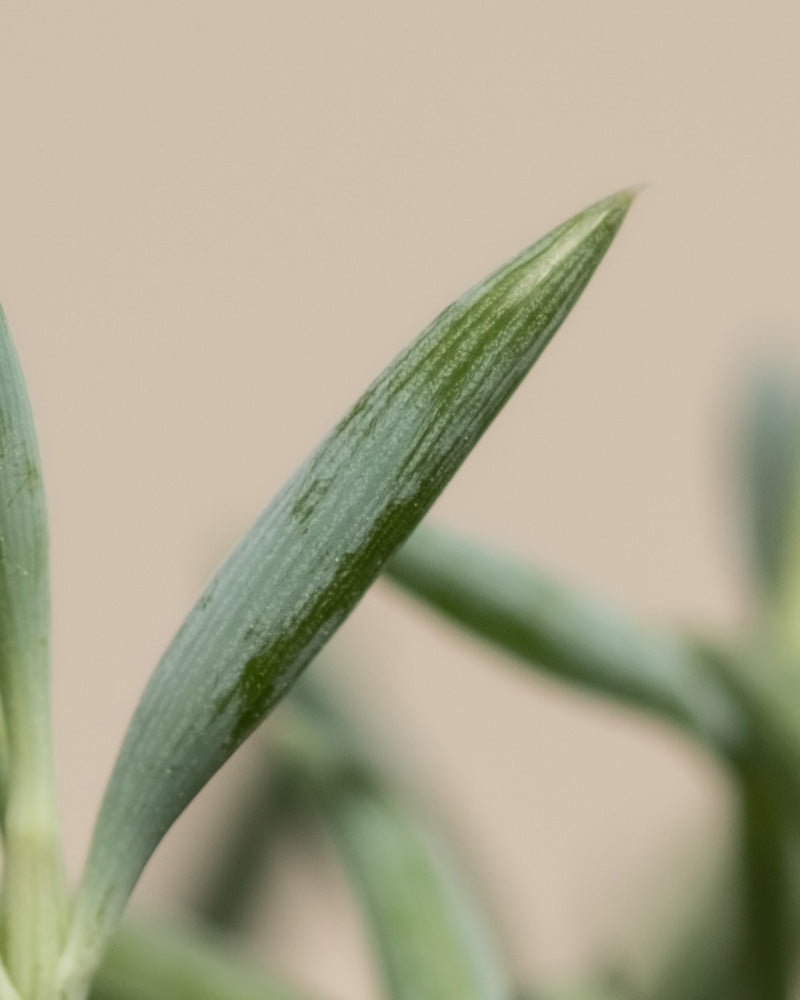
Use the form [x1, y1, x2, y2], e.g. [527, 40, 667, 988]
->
[1, 3, 798, 997]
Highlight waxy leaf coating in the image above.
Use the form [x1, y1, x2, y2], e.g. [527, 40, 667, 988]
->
[60, 189, 635, 990]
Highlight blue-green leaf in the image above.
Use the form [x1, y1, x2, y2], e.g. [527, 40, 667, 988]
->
[0, 306, 65, 995]
[58, 189, 636, 995]
[276, 683, 510, 1000]
[385, 523, 745, 755]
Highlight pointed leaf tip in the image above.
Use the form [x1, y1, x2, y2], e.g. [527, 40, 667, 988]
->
[574, 185, 642, 220]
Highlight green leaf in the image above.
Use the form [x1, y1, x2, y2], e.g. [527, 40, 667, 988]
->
[0, 305, 65, 995]
[737, 363, 800, 607]
[89, 918, 316, 1000]
[276, 681, 511, 1000]
[385, 523, 745, 756]
[58, 189, 636, 995]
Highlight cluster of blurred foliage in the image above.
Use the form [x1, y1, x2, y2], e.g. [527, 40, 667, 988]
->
[5, 188, 800, 1000]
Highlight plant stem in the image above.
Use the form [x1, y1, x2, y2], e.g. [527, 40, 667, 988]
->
[697, 643, 799, 1000]
[737, 757, 797, 1000]
[0, 637, 67, 999]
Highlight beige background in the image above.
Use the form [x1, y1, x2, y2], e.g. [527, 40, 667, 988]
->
[0, 2, 798, 996]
